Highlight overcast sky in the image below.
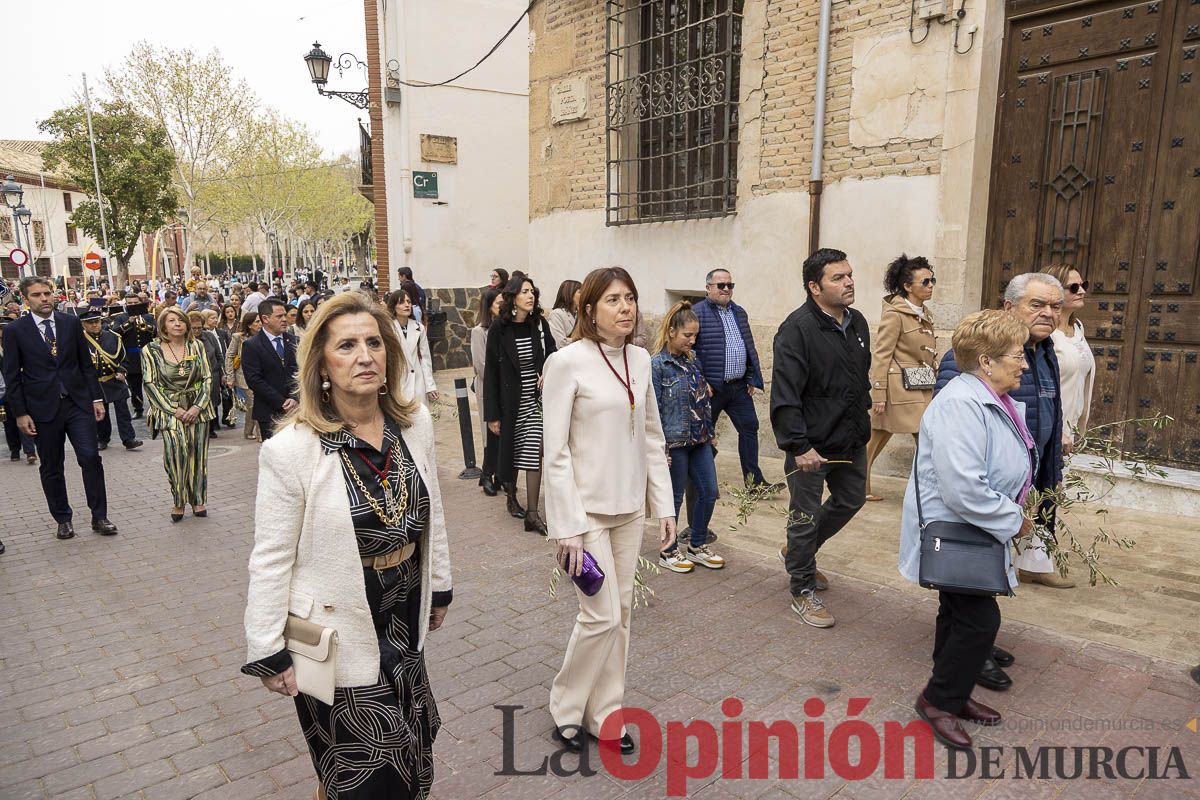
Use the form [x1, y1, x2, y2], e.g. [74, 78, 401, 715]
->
[3, 0, 368, 157]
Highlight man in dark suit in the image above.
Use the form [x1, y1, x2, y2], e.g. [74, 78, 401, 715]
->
[241, 298, 298, 440]
[2, 277, 119, 539]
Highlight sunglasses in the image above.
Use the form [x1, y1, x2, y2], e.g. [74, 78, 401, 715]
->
[1067, 280, 1089, 294]
[710, 282, 735, 290]
[919, 277, 937, 287]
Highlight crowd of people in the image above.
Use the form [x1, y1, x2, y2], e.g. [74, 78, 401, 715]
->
[2, 249, 1110, 795]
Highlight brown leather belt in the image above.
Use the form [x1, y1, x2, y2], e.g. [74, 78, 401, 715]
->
[361, 541, 416, 570]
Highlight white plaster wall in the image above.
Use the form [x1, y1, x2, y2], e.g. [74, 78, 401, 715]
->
[380, 0, 529, 291]
[15, 185, 146, 279]
[817, 174, 940, 328]
[528, 174, 940, 329]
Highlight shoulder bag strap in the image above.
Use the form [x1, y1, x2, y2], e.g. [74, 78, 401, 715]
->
[912, 437, 927, 531]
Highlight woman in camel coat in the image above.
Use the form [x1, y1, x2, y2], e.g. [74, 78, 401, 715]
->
[866, 255, 938, 500]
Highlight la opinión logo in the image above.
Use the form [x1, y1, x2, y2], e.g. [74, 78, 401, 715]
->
[495, 698, 1192, 797]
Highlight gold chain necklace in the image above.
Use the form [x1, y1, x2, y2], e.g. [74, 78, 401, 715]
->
[339, 448, 410, 526]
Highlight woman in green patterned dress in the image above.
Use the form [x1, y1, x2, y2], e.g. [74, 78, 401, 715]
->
[142, 306, 215, 522]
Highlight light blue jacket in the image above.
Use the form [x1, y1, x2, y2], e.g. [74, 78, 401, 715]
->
[898, 373, 1034, 590]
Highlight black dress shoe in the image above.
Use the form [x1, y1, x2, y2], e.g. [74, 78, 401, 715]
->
[976, 658, 1013, 691]
[98, 441, 109, 451]
[1191, 665, 1200, 686]
[91, 518, 119, 536]
[0, 539, 5, 554]
[599, 733, 636, 755]
[132, 411, 144, 420]
[171, 513, 184, 523]
[552, 726, 586, 753]
[480, 475, 498, 496]
[992, 646, 1015, 668]
[123, 439, 144, 450]
[57, 521, 75, 540]
[504, 485, 526, 519]
[524, 515, 548, 536]
[9, 452, 19, 461]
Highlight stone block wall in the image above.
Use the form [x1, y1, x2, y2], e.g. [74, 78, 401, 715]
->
[428, 287, 483, 371]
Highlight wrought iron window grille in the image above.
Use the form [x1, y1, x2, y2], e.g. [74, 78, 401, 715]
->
[605, 0, 744, 226]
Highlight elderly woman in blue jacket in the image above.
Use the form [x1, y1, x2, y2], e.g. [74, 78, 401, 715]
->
[900, 309, 1036, 751]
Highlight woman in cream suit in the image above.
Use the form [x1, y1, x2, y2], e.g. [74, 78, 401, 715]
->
[242, 291, 452, 799]
[387, 284, 438, 406]
[542, 266, 675, 755]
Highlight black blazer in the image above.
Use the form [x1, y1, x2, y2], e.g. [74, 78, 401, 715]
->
[1, 312, 103, 422]
[483, 316, 556, 483]
[241, 330, 299, 423]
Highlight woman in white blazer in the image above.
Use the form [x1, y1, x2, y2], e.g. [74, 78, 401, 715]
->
[242, 291, 452, 799]
[542, 266, 675, 755]
[387, 284, 438, 406]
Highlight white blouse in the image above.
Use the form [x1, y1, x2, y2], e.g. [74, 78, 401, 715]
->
[1051, 319, 1096, 444]
[541, 340, 675, 539]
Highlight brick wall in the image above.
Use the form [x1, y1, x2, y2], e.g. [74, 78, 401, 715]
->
[529, 0, 944, 218]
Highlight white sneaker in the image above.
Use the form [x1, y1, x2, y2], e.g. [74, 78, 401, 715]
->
[659, 550, 695, 573]
[686, 544, 726, 569]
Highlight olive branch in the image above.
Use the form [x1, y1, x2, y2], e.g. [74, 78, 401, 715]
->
[1022, 413, 1172, 587]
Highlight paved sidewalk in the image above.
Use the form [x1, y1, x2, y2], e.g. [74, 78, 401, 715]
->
[0, 388, 1197, 799]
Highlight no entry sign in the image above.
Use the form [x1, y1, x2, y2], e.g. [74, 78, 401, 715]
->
[84, 252, 103, 270]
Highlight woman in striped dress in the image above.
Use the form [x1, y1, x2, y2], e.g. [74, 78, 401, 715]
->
[484, 275, 557, 534]
[142, 306, 215, 522]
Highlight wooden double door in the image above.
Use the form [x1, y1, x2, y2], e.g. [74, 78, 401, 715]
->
[984, 0, 1200, 466]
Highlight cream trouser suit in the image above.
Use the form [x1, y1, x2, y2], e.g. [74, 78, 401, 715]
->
[549, 511, 643, 736]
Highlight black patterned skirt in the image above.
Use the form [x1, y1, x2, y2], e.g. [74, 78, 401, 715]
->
[294, 552, 439, 800]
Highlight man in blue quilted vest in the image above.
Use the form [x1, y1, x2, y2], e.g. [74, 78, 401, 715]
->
[692, 269, 772, 488]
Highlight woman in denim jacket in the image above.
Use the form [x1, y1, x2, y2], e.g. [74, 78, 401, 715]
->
[650, 301, 726, 573]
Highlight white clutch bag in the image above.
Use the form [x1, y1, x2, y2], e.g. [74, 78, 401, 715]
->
[284, 615, 339, 705]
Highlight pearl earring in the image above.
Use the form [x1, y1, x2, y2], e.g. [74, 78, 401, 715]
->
[320, 377, 331, 391]
[986, 370, 993, 377]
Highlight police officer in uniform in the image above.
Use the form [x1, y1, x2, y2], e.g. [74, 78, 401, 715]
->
[80, 308, 143, 451]
[109, 300, 156, 418]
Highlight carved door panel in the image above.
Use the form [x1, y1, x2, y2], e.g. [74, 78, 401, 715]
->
[984, 0, 1199, 466]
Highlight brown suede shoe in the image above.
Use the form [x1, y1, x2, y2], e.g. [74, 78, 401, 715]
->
[958, 697, 1002, 726]
[914, 692, 973, 750]
[1019, 569, 1076, 589]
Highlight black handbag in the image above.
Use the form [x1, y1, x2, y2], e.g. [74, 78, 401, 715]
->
[914, 440, 1013, 597]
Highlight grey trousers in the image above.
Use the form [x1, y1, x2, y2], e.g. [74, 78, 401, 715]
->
[783, 447, 867, 595]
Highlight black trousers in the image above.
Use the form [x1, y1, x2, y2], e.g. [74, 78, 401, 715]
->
[782, 446, 867, 594]
[34, 401, 108, 523]
[258, 418, 275, 440]
[126, 359, 145, 415]
[220, 388, 234, 425]
[480, 428, 499, 483]
[97, 398, 136, 445]
[924, 591, 1001, 715]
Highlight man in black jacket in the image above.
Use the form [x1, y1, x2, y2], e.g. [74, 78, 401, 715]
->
[771, 248, 871, 629]
[241, 299, 298, 440]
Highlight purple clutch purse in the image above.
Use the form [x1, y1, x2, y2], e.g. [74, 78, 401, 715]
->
[562, 550, 605, 596]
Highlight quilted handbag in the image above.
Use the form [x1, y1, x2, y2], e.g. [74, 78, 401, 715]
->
[901, 365, 937, 391]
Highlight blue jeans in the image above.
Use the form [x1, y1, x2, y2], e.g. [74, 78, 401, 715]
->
[666, 442, 719, 550]
[709, 379, 766, 485]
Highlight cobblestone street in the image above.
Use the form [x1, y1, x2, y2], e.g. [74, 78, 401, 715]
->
[1, 390, 1198, 800]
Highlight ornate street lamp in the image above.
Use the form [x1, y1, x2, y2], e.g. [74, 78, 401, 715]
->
[1, 175, 23, 209]
[221, 227, 231, 273]
[303, 42, 369, 109]
[14, 204, 32, 247]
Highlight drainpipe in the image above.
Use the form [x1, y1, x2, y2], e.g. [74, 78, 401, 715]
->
[808, 0, 833, 252]
[393, 0, 415, 266]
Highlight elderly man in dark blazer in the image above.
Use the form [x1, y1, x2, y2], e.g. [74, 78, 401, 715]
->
[1, 276, 119, 540]
[241, 298, 299, 440]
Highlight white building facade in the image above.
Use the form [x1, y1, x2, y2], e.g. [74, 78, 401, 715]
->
[374, 0, 530, 292]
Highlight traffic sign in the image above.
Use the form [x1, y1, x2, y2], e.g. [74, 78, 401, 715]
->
[83, 252, 103, 270]
[7, 247, 28, 268]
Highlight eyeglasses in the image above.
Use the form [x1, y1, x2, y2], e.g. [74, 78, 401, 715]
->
[997, 352, 1027, 362]
[919, 277, 937, 287]
[709, 282, 735, 290]
[1066, 280, 1089, 294]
